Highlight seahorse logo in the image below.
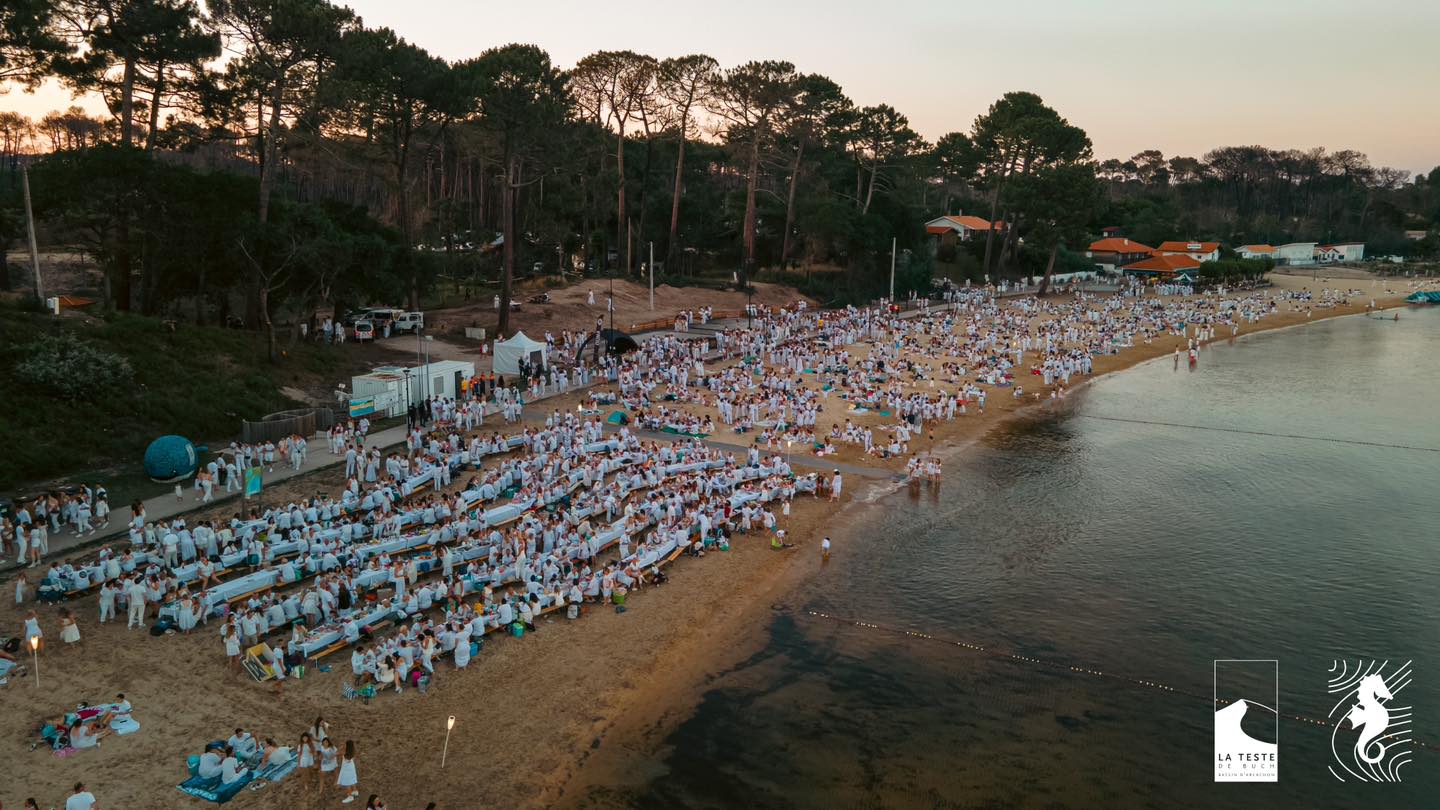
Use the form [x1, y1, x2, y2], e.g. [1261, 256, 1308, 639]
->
[1328, 659, 1413, 782]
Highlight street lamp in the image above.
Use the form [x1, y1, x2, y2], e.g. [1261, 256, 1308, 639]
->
[29, 635, 40, 688]
[786, 440, 793, 468]
[442, 715, 456, 768]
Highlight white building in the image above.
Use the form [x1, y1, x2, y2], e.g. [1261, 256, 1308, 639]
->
[1156, 241, 1222, 263]
[1333, 242, 1365, 262]
[350, 360, 475, 417]
[1315, 245, 1345, 263]
[1275, 242, 1317, 266]
[1235, 244, 1276, 260]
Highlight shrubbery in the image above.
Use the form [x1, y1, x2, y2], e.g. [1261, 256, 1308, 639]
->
[14, 332, 135, 401]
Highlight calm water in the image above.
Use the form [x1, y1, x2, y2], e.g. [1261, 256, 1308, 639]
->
[615, 307, 1440, 809]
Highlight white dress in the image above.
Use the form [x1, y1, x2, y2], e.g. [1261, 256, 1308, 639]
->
[61, 620, 81, 644]
[337, 757, 357, 787]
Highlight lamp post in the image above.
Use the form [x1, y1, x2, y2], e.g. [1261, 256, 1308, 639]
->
[29, 635, 40, 688]
[648, 241, 655, 311]
[442, 715, 456, 768]
[786, 440, 792, 468]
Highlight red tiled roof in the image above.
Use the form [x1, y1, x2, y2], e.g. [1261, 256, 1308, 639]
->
[1122, 254, 1201, 273]
[1237, 244, 1275, 253]
[1088, 238, 1154, 254]
[1157, 240, 1220, 254]
[945, 215, 994, 231]
[926, 225, 951, 235]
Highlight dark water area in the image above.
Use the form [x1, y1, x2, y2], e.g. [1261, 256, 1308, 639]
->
[615, 307, 1440, 809]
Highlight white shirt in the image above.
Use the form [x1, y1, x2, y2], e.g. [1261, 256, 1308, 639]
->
[66, 792, 98, 810]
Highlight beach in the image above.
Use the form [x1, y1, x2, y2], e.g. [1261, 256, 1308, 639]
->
[2, 273, 1431, 810]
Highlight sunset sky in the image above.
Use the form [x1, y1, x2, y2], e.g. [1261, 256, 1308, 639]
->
[5, 0, 1437, 174]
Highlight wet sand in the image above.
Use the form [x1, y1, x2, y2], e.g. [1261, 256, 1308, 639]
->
[0, 276, 1428, 810]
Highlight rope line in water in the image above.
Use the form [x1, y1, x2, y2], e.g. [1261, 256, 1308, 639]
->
[1078, 415, 1440, 454]
[800, 609, 1439, 754]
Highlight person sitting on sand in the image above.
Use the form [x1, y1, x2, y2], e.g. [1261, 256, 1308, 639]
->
[220, 746, 249, 785]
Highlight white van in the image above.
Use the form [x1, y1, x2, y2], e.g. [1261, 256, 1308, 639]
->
[393, 311, 425, 333]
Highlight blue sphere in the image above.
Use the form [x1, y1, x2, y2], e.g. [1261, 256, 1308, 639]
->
[144, 435, 199, 483]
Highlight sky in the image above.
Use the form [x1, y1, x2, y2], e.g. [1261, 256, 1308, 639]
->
[5, 0, 1438, 175]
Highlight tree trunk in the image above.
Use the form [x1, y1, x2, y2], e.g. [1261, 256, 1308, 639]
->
[781, 140, 804, 267]
[120, 58, 136, 147]
[144, 67, 165, 154]
[981, 183, 1002, 277]
[259, 284, 277, 363]
[498, 154, 517, 335]
[667, 122, 688, 268]
[862, 159, 878, 214]
[258, 79, 285, 224]
[1038, 243, 1058, 295]
[615, 128, 627, 274]
[742, 136, 760, 280]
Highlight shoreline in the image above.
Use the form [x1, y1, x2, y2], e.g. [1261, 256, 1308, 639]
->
[1, 280, 1430, 809]
[545, 287, 1428, 807]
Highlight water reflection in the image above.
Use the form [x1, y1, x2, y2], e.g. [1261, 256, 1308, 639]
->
[609, 309, 1440, 809]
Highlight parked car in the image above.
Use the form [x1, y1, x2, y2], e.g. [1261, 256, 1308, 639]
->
[392, 311, 425, 333]
[353, 320, 376, 342]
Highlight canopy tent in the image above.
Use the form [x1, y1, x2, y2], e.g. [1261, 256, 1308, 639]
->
[492, 331, 548, 376]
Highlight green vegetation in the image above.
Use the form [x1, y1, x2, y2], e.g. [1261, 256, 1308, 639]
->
[0, 301, 362, 491]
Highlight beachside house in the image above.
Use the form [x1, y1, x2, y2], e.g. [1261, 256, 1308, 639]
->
[1406, 230, 1430, 241]
[925, 214, 999, 246]
[1275, 242, 1317, 265]
[1331, 242, 1365, 262]
[1086, 237, 1154, 272]
[1235, 245, 1276, 260]
[1315, 245, 1345, 263]
[1119, 253, 1201, 279]
[1156, 241, 1222, 263]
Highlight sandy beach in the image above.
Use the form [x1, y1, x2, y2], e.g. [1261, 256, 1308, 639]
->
[2, 273, 1431, 810]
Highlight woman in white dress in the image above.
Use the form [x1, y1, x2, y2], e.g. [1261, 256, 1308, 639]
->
[223, 625, 242, 672]
[337, 740, 359, 803]
[59, 609, 81, 645]
[177, 595, 198, 633]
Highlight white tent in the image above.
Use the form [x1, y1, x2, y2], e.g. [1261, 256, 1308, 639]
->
[492, 331, 548, 375]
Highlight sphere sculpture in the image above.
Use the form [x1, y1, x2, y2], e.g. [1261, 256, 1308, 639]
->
[144, 435, 199, 483]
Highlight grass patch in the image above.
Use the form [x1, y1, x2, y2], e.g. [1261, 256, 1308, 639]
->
[0, 302, 366, 494]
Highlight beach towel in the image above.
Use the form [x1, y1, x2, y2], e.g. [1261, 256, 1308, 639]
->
[606, 410, 628, 425]
[177, 772, 251, 804]
[112, 716, 141, 735]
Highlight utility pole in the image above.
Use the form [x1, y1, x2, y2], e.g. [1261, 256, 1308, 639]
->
[22, 165, 43, 304]
[889, 237, 897, 304]
[648, 241, 654, 311]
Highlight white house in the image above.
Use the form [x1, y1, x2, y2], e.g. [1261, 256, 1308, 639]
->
[1156, 241, 1222, 263]
[1275, 242, 1317, 265]
[1235, 244, 1276, 260]
[925, 214, 998, 243]
[1332, 242, 1365, 262]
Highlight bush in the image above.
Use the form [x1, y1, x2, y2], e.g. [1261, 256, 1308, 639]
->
[14, 332, 134, 401]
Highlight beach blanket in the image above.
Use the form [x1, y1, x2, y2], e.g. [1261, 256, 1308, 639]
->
[606, 410, 628, 425]
[176, 757, 298, 804]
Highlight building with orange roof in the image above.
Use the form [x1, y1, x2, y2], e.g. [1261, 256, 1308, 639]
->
[924, 214, 1000, 245]
[1156, 241, 1222, 262]
[1119, 253, 1201, 278]
[1086, 237, 1154, 271]
[1235, 244, 1276, 260]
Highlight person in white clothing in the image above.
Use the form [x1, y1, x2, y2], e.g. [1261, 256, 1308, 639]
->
[65, 782, 99, 810]
[337, 739, 360, 803]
